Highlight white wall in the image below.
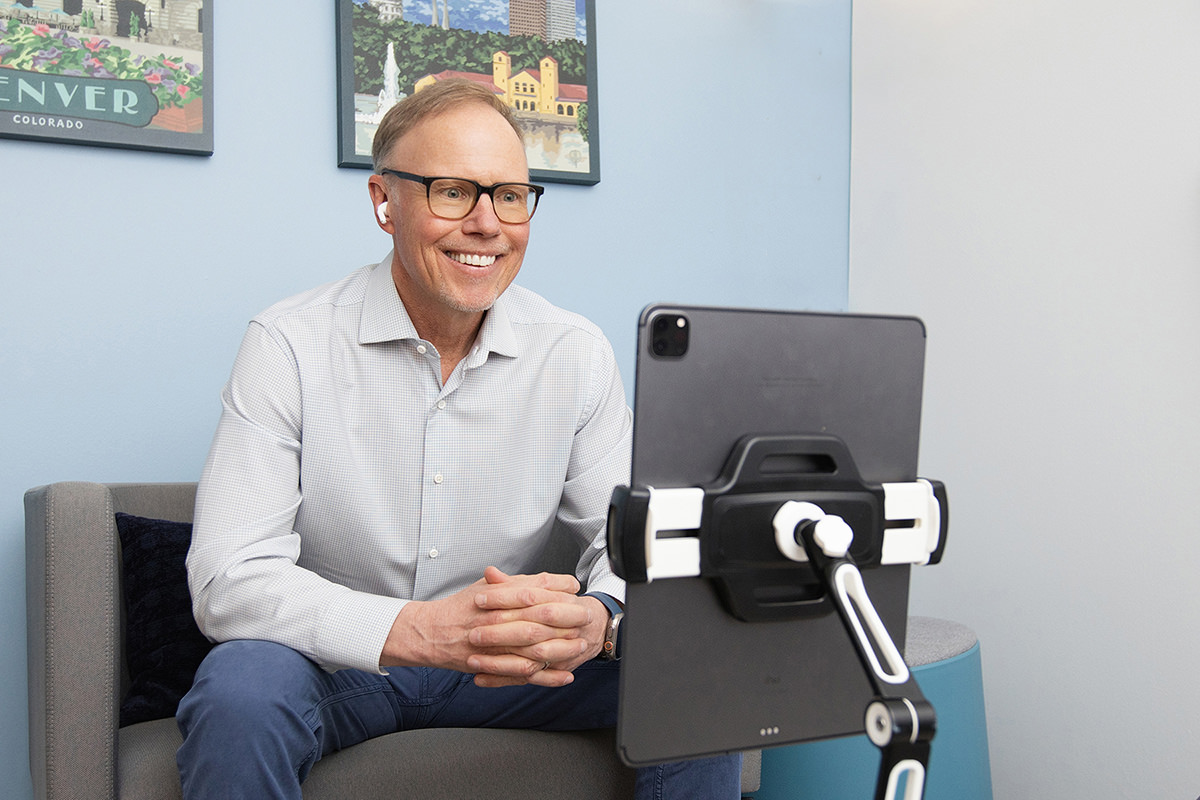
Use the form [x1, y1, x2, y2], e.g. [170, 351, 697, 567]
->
[850, 1, 1200, 797]
[0, 2, 851, 797]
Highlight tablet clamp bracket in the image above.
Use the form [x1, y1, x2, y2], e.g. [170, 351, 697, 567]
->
[608, 434, 949, 800]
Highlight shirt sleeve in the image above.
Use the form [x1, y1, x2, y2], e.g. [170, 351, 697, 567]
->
[557, 333, 633, 603]
[188, 320, 407, 673]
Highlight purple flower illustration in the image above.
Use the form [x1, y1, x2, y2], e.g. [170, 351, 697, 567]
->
[32, 46, 63, 68]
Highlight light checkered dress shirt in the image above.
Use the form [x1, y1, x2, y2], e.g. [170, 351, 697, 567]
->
[189, 255, 632, 673]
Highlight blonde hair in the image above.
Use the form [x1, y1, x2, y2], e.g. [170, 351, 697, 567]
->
[371, 79, 525, 170]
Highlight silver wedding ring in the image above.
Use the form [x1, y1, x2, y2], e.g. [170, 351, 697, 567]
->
[541, 661, 551, 671]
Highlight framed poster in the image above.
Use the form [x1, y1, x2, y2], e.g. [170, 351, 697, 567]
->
[0, 1, 213, 156]
[336, 0, 598, 185]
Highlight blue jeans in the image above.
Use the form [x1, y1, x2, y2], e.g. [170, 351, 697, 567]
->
[176, 640, 741, 799]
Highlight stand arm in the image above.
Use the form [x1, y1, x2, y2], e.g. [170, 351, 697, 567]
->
[792, 513, 937, 800]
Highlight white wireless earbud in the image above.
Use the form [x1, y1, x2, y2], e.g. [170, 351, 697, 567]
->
[376, 201, 389, 225]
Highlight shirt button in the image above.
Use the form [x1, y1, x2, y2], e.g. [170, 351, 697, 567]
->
[429, 548, 439, 559]
[416, 344, 427, 355]
[433, 472, 444, 484]
[436, 400, 447, 410]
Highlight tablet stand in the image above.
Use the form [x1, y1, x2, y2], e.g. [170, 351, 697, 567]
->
[608, 434, 949, 800]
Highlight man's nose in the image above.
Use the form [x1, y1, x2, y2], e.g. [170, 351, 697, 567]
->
[461, 192, 503, 233]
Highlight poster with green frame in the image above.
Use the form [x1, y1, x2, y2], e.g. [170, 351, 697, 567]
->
[336, 0, 598, 185]
[0, 1, 212, 156]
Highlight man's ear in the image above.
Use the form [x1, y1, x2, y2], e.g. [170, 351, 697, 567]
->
[367, 175, 393, 232]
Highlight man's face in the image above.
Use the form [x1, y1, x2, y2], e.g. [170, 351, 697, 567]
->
[373, 103, 531, 331]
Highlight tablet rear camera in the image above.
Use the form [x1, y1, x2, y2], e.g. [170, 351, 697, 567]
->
[651, 314, 689, 358]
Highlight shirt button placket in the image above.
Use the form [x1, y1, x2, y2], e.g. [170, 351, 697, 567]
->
[419, 386, 449, 588]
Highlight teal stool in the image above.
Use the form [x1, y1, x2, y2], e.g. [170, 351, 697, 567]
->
[753, 617, 992, 800]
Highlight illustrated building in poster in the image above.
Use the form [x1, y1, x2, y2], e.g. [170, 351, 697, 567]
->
[510, 0, 576, 43]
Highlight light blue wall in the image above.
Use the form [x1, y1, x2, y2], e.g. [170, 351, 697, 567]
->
[0, 2, 850, 796]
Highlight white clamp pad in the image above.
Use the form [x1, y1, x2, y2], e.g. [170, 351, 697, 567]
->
[643, 487, 704, 581]
[880, 479, 942, 566]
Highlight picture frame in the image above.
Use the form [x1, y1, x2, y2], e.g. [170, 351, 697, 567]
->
[336, 0, 598, 185]
[0, 2, 213, 156]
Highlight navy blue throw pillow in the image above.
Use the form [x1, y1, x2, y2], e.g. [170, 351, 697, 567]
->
[115, 512, 213, 726]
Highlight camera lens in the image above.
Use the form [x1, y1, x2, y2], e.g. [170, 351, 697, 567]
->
[648, 313, 688, 358]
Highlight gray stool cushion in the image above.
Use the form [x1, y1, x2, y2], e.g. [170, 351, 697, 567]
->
[905, 616, 978, 667]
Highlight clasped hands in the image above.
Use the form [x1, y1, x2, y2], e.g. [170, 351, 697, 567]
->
[382, 566, 609, 688]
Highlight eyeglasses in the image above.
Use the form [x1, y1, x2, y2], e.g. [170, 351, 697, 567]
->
[378, 169, 544, 224]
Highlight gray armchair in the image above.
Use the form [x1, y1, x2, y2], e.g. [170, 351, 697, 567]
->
[26, 481, 762, 799]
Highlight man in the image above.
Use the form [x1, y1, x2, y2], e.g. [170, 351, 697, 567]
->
[177, 79, 742, 799]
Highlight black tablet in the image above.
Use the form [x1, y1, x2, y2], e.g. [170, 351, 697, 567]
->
[614, 304, 928, 766]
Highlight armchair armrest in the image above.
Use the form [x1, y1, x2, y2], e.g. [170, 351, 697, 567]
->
[26, 481, 123, 800]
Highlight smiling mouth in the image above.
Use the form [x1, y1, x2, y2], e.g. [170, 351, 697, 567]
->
[448, 251, 498, 267]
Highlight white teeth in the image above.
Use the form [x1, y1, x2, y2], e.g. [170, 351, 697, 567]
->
[450, 252, 497, 267]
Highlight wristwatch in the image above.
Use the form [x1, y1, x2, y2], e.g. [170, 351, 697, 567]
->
[585, 592, 624, 661]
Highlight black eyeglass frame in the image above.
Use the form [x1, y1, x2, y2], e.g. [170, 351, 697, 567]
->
[378, 169, 545, 223]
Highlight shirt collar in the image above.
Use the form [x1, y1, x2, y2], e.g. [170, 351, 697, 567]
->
[476, 292, 519, 360]
[359, 252, 419, 345]
[358, 250, 520, 361]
